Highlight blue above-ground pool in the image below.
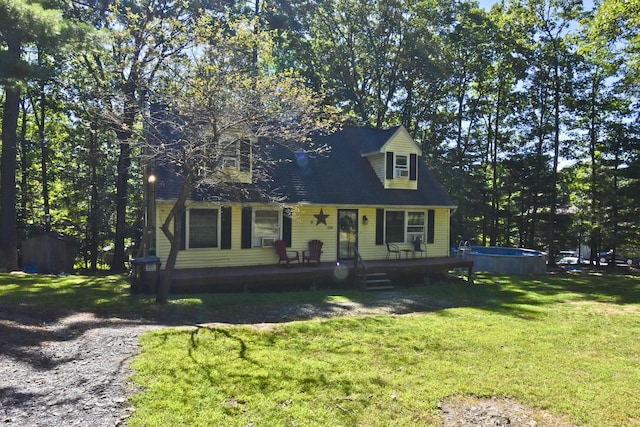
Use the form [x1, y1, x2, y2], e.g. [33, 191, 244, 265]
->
[461, 246, 547, 275]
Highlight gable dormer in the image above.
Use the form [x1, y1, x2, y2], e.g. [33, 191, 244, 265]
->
[215, 134, 253, 184]
[362, 125, 422, 190]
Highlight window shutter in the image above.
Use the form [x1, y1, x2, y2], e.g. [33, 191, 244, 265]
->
[375, 209, 384, 245]
[427, 209, 435, 244]
[221, 206, 232, 249]
[241, 207, 252, 248]
[283, 208, 292, 247]
[386, 152, 394, 179]
[177, 209, 186, 250]
[240, 138, 251, 172]
[409, 154, 417, 181]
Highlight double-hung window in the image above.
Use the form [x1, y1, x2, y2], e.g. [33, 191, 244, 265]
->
[385, 211, 405, 243]
[384, 210, 432, 243]
[188, 209, 218, 249]
[221, 156, 239, 170]
[253, 210, 280, 247]
[394, 154, 409, 178]
[219, 138, 251, 172]
[221, 140, 241, 171]
[407, 212, 425, 243]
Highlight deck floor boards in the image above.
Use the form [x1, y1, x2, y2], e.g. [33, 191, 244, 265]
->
[167, 257, 474, 293]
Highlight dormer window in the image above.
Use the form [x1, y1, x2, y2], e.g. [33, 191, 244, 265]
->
[222, 156, 239, 170]
[368, 126, 421, 188]
[385, 151, 417, 184]
[219, 139, 241, 169]
[216, 137, 252, 183]
[395, 154, 409, 178]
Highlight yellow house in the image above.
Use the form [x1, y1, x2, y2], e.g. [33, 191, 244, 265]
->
[151, 125, 456, 282]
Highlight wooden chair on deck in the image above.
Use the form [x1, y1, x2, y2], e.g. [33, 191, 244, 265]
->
[303, 239, 323, 265]
[275, 240, 299, 266]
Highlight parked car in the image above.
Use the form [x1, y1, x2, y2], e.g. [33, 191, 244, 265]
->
[599, 250, 633, 266]
[555, 250, 577, 264]
[558, 256, 580, 265]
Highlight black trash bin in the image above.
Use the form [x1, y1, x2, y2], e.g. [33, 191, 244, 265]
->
[130, 256, 161, 294]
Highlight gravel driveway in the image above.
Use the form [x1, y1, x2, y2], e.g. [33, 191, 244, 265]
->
[1, 309, 159, 427]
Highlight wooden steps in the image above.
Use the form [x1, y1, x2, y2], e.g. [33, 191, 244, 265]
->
[358, 272, 393, 291]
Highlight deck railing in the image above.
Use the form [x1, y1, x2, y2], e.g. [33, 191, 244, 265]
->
[353, 245, 367, 288]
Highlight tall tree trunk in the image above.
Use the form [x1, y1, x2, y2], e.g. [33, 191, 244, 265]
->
[530, 83, 548, 249]
[89, 128, 99, 271]
[28, 49, 51, 230]
[609, 126, 622, 269]
[39, 85, 50, 228]
[402, 79, 414, 128]
[481, 119, 491, 247]
[490, 82, 502, 246]
[19, 101, 29, 233]
[157, 171, 194, 304]
[111, 100, 137, 272]
[0, 40, 21, 271]
[112, 136, 132, 272]
[588, 74, 599, 265]
[547, 59, 561, 267]
[30, 82, 51, 229]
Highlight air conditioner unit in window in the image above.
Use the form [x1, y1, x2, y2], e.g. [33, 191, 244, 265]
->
[396, 169, 409, 178]
[261, 237, 276, 247]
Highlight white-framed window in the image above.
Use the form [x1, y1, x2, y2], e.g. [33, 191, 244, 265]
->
[385, 210, 430, 243]
[217, 137, 251, 172]
[220, 137, 241, 169]
[395, 153, 409, 178]
[253, 209, 280, 247]
[222, 156, 239, 170]
[407, 211, 425, 243]
[188, 208, 218, 249]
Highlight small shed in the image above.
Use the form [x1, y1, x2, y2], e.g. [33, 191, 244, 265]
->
[22, 232, 76, 274]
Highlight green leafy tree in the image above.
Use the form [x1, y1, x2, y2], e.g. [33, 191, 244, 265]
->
[148, 17, 339, 303]
[464, 1, 531, 246]
[574, 14, 625, 263]
[279, 0, 414, 127]
[591, 0, 640, 85]
[70, 0, 200, 272]
[0, 0, 79, 270]
[537, 0, 582, 263]
[19, 39, 79, 237]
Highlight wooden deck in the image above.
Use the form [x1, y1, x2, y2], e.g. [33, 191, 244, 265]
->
[167, 256, 474, 293]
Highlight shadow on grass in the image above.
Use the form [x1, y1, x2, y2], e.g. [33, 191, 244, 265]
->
[0, 273, 159, 368]
[1, 269, 639, 367]
[436, 269, 640, 318]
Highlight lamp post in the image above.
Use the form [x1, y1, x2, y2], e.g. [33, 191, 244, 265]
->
[146, 173, 156, 256]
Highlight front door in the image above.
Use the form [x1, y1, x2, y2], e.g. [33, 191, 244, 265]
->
[337, 209, 358, 261]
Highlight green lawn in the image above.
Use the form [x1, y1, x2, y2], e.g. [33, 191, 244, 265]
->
[128, 272, 640, 427]
[2, 271, 639, 426]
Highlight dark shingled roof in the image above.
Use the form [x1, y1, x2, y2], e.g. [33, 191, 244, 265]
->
[154, 126, 455, 208]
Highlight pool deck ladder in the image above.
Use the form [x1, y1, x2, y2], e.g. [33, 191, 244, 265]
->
[457, 240, 471, 259]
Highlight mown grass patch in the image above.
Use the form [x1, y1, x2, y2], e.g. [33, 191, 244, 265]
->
[0, 273, 145, 316]
[2, 270, 637, 321]
[127, 272, 640, 426]
[0, 272, 384, 323]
